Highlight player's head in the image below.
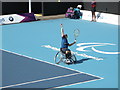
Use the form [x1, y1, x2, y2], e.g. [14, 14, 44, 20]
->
[77, 5, 82, 9]
[63, 34, 68, 38]
[70, 7, 73, 10]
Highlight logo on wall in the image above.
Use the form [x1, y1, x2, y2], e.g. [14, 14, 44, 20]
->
[0, 18, 5, 24]
[9, 16, 14, 22]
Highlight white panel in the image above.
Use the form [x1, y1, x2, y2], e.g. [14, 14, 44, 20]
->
[81, 10, 119, 25]
[0, 14, 25, 25]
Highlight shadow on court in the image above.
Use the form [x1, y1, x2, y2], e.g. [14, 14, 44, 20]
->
[67, 58, 92, 65]
[75, 58, 92, 64]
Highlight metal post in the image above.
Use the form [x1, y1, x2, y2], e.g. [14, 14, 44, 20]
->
[29, 0, 31, 13]
[42, 1, 44, 16]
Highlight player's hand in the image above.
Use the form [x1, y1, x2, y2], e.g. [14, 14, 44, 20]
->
[74, 40, 77, 43]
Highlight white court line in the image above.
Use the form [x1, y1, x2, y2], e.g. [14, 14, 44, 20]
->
[0, 73, 80, 89]
[50, 78, 104, 89]
[41, 45, 104, 60]
[0, 49, 103, 88]
[1, 49, 103, 78]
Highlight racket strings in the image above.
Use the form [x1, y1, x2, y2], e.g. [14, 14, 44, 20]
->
[74, 29, 80, 37]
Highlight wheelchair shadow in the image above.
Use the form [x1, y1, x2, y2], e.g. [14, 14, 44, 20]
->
[67, 58, 92, 65]
[66, 58, 92, 65]
[74, 58, 92, 64]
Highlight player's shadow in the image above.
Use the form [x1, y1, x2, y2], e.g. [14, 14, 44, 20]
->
[74, 58, 92, 64]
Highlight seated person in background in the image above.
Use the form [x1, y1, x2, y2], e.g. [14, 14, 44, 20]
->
[73, 5, 82, 19]
[65, 7, 74, 18]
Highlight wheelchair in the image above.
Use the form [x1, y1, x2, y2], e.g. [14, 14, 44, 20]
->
[54, 51, 77, 64]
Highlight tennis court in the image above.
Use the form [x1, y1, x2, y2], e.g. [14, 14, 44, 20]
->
[0, 18, 119, 89]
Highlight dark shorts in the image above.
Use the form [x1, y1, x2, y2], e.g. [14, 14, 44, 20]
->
[60, 48, 71, 54]
[91, 8, 96, 13]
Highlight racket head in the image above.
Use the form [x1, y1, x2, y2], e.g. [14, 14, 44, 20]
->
[74, 29, 80, 39]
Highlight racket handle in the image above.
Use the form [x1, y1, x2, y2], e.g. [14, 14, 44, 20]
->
[74, 37, 76, 40]
[60, 24, 63, 27]
[74, 39, 77, 43]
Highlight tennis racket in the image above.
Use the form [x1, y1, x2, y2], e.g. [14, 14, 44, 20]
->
[74, 29, 80, 41]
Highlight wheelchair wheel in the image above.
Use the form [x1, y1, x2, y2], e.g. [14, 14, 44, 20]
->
[64, 54, 77, 64]
[70, 54, 77, 63]
[54, 51, 63, 64]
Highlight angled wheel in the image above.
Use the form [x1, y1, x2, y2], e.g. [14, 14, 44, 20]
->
[54, 51, 63, 64]
[70, 54, 77, 63]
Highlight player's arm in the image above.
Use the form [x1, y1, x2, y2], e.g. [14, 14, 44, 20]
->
[60, 24, 64, 37]
[68, 40, 76, 46]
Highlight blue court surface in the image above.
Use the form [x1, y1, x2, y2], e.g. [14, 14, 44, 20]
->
[0, 18, 119, 89]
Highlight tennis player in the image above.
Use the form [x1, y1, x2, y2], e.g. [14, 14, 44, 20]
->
[60, 24, 76, 59]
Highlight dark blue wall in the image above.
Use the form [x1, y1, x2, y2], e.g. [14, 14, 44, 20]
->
[1, 2, 119, 15]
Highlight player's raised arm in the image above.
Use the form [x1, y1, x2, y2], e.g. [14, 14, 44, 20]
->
[60, 24, 64, 37]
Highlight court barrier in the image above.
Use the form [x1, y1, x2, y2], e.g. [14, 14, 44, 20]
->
[81, 10, 118, 25]
[0, 13, 36, 25]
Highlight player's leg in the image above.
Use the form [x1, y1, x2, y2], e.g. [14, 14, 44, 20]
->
[60, 48, 66, 54]
[92, 11, 95, 21]
[93, 12, 96, 21]
[65, 49, 71, 59]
